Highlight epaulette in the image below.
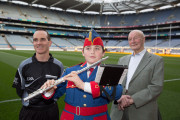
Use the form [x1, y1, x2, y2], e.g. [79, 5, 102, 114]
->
[80, 61, 87, 67]
[68, 62, 84, 68]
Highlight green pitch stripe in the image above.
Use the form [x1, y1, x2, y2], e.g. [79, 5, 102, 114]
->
[0, 51, 27, 68]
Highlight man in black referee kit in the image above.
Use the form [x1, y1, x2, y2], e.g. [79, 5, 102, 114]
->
[12, 28, 64, 120]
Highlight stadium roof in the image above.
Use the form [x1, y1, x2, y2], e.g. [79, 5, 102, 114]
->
[2, 0, 180, 14]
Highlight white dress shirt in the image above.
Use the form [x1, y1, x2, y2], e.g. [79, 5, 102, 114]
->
[126, 49, 146, 90]
[84, 63, 96, 94]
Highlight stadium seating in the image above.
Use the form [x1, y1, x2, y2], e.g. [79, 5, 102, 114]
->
[0, 2, 180, 53]
[116, 40, 129, 47]
[6, 35, 34, 50]
[51, 38, 74, 48]
[0, 35, 9, 49]
[1, 2, 180, 26]
[106, 40, 121, 46]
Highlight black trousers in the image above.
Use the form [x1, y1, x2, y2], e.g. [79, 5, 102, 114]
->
[19, 102, 59, 120]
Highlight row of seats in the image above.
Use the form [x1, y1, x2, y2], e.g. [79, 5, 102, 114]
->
[2, 25, 180, 39]
[100, 7, 180, 26]
[0, 2, 180, 26]
[0, 35, 179, 50]
[0, 35, 8, 48]
[0, 35, 84, 50]
[0, 2, 100, 26]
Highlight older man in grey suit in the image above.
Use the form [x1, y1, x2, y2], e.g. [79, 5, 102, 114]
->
[110, 30, 164, 120]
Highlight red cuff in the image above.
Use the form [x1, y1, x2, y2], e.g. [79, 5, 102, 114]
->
[42, 90, 55, 100]
[66, 81, 77, 88]
[90, 81, 100, 98]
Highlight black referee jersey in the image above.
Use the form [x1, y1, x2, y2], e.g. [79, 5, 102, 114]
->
[12, 53, 64, 120]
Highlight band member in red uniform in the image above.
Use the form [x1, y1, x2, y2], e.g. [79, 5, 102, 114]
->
[42, 29, 123, 120]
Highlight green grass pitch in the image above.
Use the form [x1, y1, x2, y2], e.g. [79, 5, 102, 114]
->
[0, 50, 180, 120]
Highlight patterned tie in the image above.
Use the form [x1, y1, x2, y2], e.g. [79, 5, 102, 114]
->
[89, 68, 94, 76]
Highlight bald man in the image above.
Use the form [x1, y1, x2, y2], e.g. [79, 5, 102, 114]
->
[110, 30, 164, 120]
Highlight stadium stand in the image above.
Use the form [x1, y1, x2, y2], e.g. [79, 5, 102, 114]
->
[116, 40, 129, 47]
[0, 1, 180, 54]
[100, 8, 180, 26]
[0, 35, 9, 49]
[6, 35, 33, 50]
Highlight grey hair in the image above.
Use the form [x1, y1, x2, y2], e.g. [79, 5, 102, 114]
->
[129, 30, 145, 38]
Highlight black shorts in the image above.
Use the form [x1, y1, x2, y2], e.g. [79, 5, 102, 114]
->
[19, 102, 59, 120]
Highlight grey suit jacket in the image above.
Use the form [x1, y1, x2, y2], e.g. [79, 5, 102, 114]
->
[110, 51, 164, 120]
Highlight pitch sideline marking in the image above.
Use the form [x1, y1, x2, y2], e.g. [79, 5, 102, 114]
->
[164, 78, 180, 82]
[0, 98, 21, 104]
[1, 78, 180, 104]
